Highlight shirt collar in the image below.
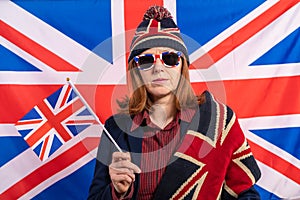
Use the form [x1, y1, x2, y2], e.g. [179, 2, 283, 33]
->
[130, 107, 196, 132]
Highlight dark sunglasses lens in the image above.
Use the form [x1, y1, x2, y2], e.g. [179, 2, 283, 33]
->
[162, 52, 179, 66]
[138, 55, 154, 70]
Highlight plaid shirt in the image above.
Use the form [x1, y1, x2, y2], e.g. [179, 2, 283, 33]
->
[111, 109, 195, 200]
[131, 109, 195, 200]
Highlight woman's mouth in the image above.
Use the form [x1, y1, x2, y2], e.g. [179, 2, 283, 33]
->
[152, 78, 168, 84]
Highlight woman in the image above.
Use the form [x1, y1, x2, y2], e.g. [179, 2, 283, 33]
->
[88, 6, 261, 200]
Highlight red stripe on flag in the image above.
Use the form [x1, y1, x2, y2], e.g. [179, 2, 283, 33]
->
[191, 75, 300, 118]
[248, 139, 300, 184]
[0, 85, 62, 123]
[15, 119, 43, 126]
[40, 135, 50, 161]
[0, 137, 100, 199]
[65, 120, 97, 124]
[124, 0, 163, 32]
[0, 21, 81, 72]
[124, 0, 163, 67]
[75, 84, 129, 123]
[191, 0, 299, 69]
[2, 76, 299, 124]
[60, 85, 72, 108]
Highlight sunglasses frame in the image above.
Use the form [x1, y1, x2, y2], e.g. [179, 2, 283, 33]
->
[133, 51, 182, 71]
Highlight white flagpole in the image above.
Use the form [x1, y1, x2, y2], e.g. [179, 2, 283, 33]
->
[67, 78, 123, 152]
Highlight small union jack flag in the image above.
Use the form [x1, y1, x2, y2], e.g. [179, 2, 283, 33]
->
[15, 84, 96, 161]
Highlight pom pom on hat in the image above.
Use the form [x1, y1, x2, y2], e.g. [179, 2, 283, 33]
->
[143, 5, 172, 21]
[128, 5, 189, 65]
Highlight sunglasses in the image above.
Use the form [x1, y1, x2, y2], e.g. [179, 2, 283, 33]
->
[133, 51, 182, 71]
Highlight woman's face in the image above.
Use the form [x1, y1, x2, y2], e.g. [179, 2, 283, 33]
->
[136, 47, 183, 100]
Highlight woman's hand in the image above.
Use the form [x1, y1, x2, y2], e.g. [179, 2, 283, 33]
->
[109, 152, 141, 195]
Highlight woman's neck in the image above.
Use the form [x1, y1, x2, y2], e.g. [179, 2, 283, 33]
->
[149, 95, 177, 129]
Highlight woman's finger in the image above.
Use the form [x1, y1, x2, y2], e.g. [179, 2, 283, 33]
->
[111, 152, 141, 174]
[110, 172, 134, 183]
[112, 152, 131, 162]
[112, 160, 141, 174]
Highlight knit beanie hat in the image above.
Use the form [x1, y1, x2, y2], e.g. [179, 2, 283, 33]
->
[128, 6, 189, 65]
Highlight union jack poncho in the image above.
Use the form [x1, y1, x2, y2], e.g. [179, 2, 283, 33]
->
[153, 91, 261, 199]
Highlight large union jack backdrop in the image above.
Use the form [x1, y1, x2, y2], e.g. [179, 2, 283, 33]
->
[0, 0, 299, 199]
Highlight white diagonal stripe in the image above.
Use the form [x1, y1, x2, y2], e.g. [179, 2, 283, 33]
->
[0, 1, 126, 84]
[256, 161, 300, 198]
[190, 0, 280, 61]
[239, 115, 300, 168]
[190, 2, 300, 82]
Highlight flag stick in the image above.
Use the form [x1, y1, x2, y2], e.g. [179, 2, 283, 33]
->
[66, 78, 123, 152]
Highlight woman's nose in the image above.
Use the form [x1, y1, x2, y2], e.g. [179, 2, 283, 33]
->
[153, 58, 164, 72]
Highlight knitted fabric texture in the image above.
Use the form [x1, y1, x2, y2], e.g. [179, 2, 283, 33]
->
[128, 5, 189, 65]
